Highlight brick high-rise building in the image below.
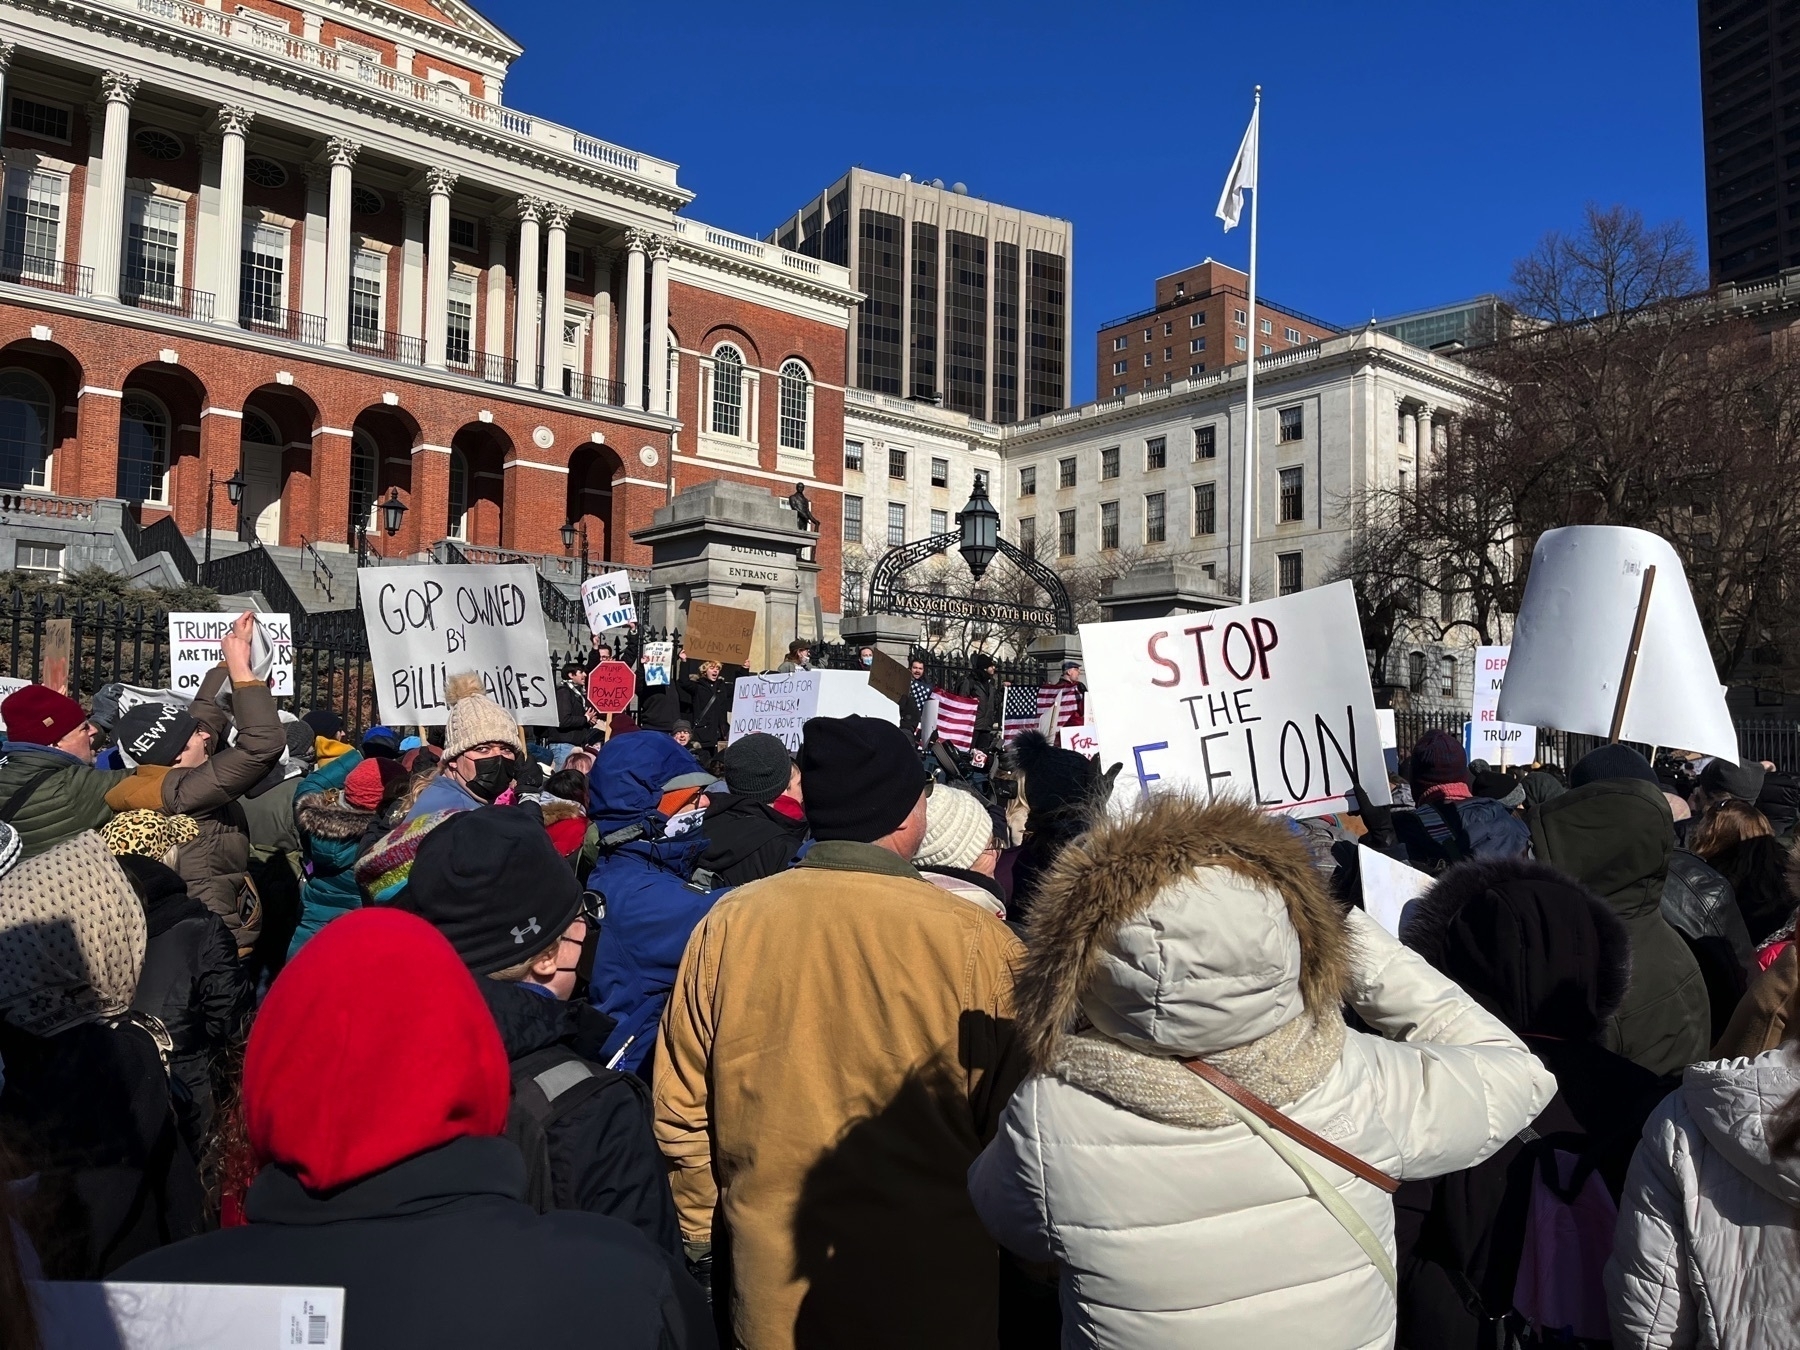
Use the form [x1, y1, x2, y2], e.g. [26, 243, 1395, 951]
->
[0, 0, 859, 615]
[1699, 0, 1800, 285]
[1093, 259, 1334, 400]
[769, 168, 1072, 425]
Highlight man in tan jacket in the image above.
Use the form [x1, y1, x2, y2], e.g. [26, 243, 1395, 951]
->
[656, 715, 1027, 1350]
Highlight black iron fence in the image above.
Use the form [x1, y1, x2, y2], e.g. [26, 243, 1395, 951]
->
[1389, 708, 1800, 774]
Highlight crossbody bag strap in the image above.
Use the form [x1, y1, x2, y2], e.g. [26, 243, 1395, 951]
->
[1182, 1056, 1399, 1292]
[0, 763, 65, 823]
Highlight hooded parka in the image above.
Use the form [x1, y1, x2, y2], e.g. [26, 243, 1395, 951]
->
[966, 795, 1555, 1350]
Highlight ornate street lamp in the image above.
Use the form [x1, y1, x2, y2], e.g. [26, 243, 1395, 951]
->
[956, 471, 1000, 582]
[379, 487, 407, 537]
[202, 466, 249, 586]
[560, 520, 577, 552]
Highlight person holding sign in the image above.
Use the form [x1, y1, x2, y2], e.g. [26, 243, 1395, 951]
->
[406, 673, 528, 821]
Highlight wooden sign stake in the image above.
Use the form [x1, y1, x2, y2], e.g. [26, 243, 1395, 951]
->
[1608, 564, 1657, 743]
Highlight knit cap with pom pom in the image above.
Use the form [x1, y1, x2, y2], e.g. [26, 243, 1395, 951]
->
[441, 670, 526, 761]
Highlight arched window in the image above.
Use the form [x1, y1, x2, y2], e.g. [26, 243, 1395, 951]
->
[349, 430, 377, 537]
[447, 448, 469, 542]
[240, 408, 281, 447]
[0, 370, 53, 490]
[117, 394, 169, 504]
[710, 344, 743, 438]
[778, 359, 810, 452]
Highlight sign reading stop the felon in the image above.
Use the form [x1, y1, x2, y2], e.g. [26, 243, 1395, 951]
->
[586, 660, 635, 715]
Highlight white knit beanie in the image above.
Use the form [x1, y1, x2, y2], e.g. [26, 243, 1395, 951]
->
[442, 671, 526, 761]
[914, 785, 996, 871]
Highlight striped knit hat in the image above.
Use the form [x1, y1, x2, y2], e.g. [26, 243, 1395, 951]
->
[354, 809, 456, 905]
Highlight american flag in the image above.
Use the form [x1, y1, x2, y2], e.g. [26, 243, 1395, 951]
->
[929, 690, 979, 750]
[1038, 683, 1084, 730]
[1003, 686, 1043, 743]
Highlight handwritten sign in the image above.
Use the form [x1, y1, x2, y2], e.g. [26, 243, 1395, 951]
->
[642, 640, 673, 687]
[168, 612, 294, 697]
[1058, 724, 1100, 756]
[1078, 581, 1390, 820]
[586, 660, 635, 715]
[683, 602, 757, 666]
[867, 649, 912, 705]
[358, 564, 557, 726]
[581, 571, 635, 634]
[728, 670, 897, 752]
[1470, 645, 1533, 766]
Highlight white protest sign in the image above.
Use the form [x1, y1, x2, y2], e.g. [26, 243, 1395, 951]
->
[1497, 526, 1737, 762]
[728, 670, 897, 752]
[1079, 580, 1391, 819]
[581, 571, 635, 634]
[1059, 724, 1100, 756]
[1357, 845, 1434, 939]
[168, 612, 294, 697]
[33, 1281, 344, 1350]
[359, 564, 557, 726]
[1470, 645, 1534, 767]
[642, 640, 673, 687]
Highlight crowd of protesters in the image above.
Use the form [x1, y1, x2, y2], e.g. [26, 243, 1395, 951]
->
[0, 612, 1794, 1350]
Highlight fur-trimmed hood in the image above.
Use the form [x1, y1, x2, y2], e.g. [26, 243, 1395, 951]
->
[539, 798, 587, 827]
[1400, 856, 1631, 1041]
[295, 789, 380, 842]
[1015, 793, 1351, 1072]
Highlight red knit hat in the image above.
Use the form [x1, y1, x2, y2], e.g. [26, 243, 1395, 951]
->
[2, 685, 87, 746]
[243, 907, 509, 1192]
[343, 755, 406, 811]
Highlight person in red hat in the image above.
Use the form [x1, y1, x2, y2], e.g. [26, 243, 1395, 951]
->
[0, 682, 129, 858]
[116, 907, 712, 1350]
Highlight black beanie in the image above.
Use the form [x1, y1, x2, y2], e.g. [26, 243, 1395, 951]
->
[721, 732, 792, 806]
[116, 701, 199, 768]
[1013, 730, 1097, 816]
[1570, 743, 1660, 790]
[401, 805, 583, 975]
[302, 708, 344, 740]
[800, 716, 928, 842]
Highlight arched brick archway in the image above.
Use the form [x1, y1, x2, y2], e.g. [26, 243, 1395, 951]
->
[447, 422, 509, 548]
[349, 404, 421, 558]
[238, 383, 320, 547]
[564, 442, 623, 566]
[0, 338, 80, 495]
[119, 361, 206, 526]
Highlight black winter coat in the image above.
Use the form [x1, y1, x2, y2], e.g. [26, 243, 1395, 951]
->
[1662, 850, 1755, 1041]
[120, 855, 253, 1149]
[545, 682, 598, 745]
[116, 1136, 714, 1350]
[680, 674, 733, 747]
[0, 1016, 206, 1277]
[695, 793, 806, 887]
[636, 666, 681, 731]
[1710, 834, 1794, 945]
[476, 979, 680, 1255]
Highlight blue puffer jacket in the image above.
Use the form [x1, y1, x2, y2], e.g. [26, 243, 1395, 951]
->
[585, 732, 720, 1076]
[288, 749, 374, 958]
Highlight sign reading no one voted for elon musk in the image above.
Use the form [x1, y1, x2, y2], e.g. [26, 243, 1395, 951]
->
[358, 563, 558, 726]
[1079, 580, 1391, 819]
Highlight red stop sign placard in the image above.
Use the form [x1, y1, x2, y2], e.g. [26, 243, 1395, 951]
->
[586, 660, 635, 715]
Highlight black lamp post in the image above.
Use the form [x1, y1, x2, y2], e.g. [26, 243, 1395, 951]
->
[560, 518, 589, 577]
[956, 471, 1000, 582]
[202, 467, 247, 586]
[357, 489, 407, 567]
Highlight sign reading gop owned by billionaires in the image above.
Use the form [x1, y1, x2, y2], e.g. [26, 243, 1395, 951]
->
[1079, 580, 1390, 819]
[358, 563, 558, 726]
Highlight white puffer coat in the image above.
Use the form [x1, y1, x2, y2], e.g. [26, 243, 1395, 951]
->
[966, 795, 1555, 1350]
[1605, 1049, 1800, 1350]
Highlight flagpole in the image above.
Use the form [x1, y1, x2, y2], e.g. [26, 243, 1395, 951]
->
[1239, 85, 1261, 607]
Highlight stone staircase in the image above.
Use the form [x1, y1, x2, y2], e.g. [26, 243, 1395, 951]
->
[188, 533, 361, 613]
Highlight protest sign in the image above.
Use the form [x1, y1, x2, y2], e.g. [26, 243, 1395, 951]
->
[1078, 580, 1390, 819]
[642, 640, 673, 686]
[728, 670, 897, 752]
[683, 601, 757, 666]
[168, 612, 294, 697]
[359, 564, 557, 725]
[1470, 645, 1534, 766]
[33, 1282, 344, 1350]
[41, 618, 69, 696]
[580, 571, 635, 634]
[1497, 526, 1738, 762]
[586, 660, 634, 714]
[1059, 725, 1100, 756]
[867, 649, 912, 705]
[1358, 845, 1433, 938]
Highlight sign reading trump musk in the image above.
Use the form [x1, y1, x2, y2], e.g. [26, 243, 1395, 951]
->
[358, 563, 558, 726]
[1079, 580, 1390, 819]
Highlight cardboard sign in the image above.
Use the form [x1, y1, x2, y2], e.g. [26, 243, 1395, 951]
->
[1469, 645, 1534, 766]
[33, 1281, 344, 1350]
[359, 564, 557, 726]
[1059, 724, 1100, 756]
[642, 640, 673, 687]
[41, 617, 70, 696]
[727, 670, 898, 753]
[867, 649, 913, 705]
[1497, 526, 1738, 762]
[168, 613, 294, 697]
[683, 602, 757, 666]
[1078, 580, 1391, 819]
[1358, 844, 1433, 938]
[581, 571, 635, 634]
[586, 660, 635, 715]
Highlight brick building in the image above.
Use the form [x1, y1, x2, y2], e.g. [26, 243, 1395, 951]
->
[1093, 259, 1334, 400]
[0, 0, 857, 610]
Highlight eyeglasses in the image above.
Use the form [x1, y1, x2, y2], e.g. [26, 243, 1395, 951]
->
[578, 891, 604, 928]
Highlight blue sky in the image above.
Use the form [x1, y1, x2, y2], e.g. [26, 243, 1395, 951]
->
[481, 0, 1704, 403]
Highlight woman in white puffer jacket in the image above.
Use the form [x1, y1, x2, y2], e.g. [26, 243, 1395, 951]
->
[967, 793, 1555, 1350]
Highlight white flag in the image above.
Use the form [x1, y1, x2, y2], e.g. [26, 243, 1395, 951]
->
[1215, 102, 1259, 232]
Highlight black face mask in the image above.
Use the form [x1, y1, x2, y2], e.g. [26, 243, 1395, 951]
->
[465, 755, 516, 803]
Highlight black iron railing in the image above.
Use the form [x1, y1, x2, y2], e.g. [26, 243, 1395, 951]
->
[238, 303, 328, 346]
[121, 276, 215, 322]
[352, 326, 425, 366]
[565, 370, 627, 406]
[0, 253, 92, 296]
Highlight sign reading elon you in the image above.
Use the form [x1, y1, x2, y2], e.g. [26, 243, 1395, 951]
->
[358, 564, 558, 726]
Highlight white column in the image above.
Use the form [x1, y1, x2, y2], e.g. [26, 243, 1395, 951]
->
[322, 136, 359, 347]
[301, 9, 322, 41]
[398, 191, 425, 342]
[0, 45, 16, 144]
[213, 104, 251, 326]
[1398, 397, 1414, 460]
[539, 203, 571, 393]
[300, 167, 328, 317]
[512, 196, 543, 387]
[88, 71, 139, 302]
[483, 219, 508, 371]
[621, 228, 648, 409]
[1415, 405, 1432, 461]
[423, 167, 458, 369]
[590, 252, 612, 393]
[194, 132, 222, 305]
[646, 236, 670, 414]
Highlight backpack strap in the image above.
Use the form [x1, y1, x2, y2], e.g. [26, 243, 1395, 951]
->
[0, 762, 67, 824]
[1412, 802, 1468, 865]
